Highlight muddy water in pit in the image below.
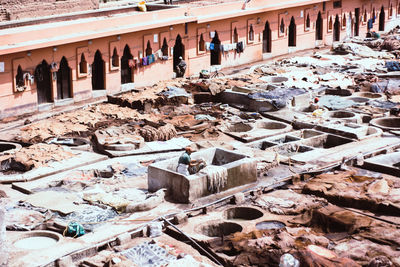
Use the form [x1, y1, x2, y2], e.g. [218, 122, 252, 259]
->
[14, 236, 57, 249]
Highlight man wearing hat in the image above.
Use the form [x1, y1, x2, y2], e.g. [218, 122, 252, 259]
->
[176, 56, 187, 78]
[176, 147, 202, 175]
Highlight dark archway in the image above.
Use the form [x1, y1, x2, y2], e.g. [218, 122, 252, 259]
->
[288, 16, 296, 47]
[316, 12, 323, 40]
[92, 50, 105, 90]
[162, 38, 169, 56]
[354, 8, 360, 36]
[333, 14, 340, 41]
[262, 21, 272, 53]
[15, 65, 24, 88]
[210, 31, 221, 65]
[121, 45, 133, 84]
[173, 34, 185, 72]
[35, 60, 52, 104]
[145, 41, 152, 57]
[379, 6, 385, 31]
[57, 57, 71, 99]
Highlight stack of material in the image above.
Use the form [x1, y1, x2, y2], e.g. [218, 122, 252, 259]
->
[0, 144, 74, 172]
[139, 123, 177, 141]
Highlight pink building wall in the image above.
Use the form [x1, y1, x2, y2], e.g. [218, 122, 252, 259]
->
[0, 0, 398, 119]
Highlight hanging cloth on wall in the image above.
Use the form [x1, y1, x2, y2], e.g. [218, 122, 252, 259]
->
[142, 57, 148, 66]
[210, 43, 215, 50]
[205, 42, 211, 51]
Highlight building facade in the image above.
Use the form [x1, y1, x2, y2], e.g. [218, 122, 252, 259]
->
[0, 0, 398, 119]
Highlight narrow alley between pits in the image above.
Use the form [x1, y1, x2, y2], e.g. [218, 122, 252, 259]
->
[1, 28, 400, 267]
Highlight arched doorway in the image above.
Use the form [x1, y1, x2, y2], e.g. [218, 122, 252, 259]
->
[379, 6, 385, 31]
[56, 57, 71, 100]
[35, 60, 52, 104]
[92, 50, 105, 90]
[263, 21, 272, 53]
[121, 45, 133, 84]
[333, 15, 340, 41]
[210, 31, 221, 65]
[288, 16, 296, 47]
[316, 12, 323, 40]
[173, 35, 185, 73]
[354, 8, 360, 36]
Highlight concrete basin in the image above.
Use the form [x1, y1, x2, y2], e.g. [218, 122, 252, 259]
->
[370, 117, 400, 131]
[0, 141, 22, 153]
[148, 148, 257, 203]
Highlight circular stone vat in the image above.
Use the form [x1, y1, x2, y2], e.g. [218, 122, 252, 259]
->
[257, 121, 288, 130]
[228, 122, 253, 132]
[355, 92, 382, 99]
[198, 221, 243, 237]
[13, 231, 60, 250]
[328, 111, 356, 119]
[0, 142, 21, 153]
[348, 96, 369, 103]
[256, 220, 286, 230]
[224, 207, 264, 221]
[370, 117, 400, 131]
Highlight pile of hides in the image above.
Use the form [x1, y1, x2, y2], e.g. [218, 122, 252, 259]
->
[0, 144, 74, 173]
[159, 86, 191, 98]
[83, 192, 131, 213]
[248, 88, 307, 109]
[200, 165, 228, 193]
[332, 42, 394, 59]
[139, 123, 177, 141]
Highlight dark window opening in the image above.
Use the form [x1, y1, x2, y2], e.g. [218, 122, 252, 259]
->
[145, 41, 152, 57]
[248, 24, 254, 41]
[288, 16, 296, 46]
[363, 9, 367, 22]
[15, 65, 25, 88]
[316, 12, 323, 40]
[263, 21, 272, 53]
[35, 60, 52, 104]
[92, 50, 105, 90]
[323, 2, 326, 12]
[328, 16, 333, 30]
[342, 14, 347, 27]
[121, 45, 133, 84]
[280, 18, 285, 34]
[233, 27, 239, 43]
[306, 14, 310, 29]
[373, 8, 376, 23]
[355, 8, 360, 36]
[162, 38, 169, 56]
[333, 14, 340, 41]
[111, 48, 119, 68]
[333, 0, 342, 8]
[198, 34, 205, 52]
[390, 4, 393, 17]
[79, 53, 87, 74]
[211, 31, 221, 65]
[379, 6, 385, 31]
[173, 34, 185, 72]
[57, 56, 72, 100]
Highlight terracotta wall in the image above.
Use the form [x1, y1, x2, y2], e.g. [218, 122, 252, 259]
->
[0, 0, 397, 119]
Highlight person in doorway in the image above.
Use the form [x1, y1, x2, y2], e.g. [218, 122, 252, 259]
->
[176, 56, 187, 78]
[176, 147, 204, 175]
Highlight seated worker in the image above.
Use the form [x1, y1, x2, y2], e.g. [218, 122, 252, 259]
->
[176, 147, 205, 175]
